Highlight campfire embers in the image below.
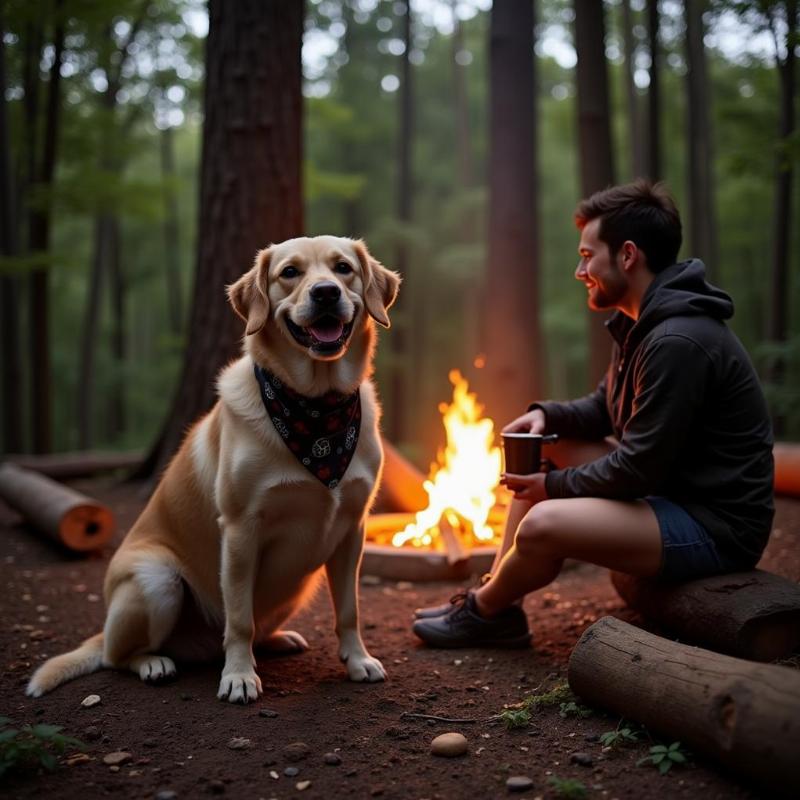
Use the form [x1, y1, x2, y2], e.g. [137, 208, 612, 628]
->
[364, 371, 508, 581]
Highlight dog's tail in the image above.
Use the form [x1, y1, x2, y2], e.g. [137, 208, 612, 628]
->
[26, 633, 105, 697]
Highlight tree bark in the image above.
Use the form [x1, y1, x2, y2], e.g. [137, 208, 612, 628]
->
[574, 0, 614, 389]
[621, 0, 644, 179]
[481, 0, 541, 428]
[106, 215, 125, 441]
[569, 616, 800, 795]
[139, 0, 305, 479]
[160, 125, 184, 336]
[646, 0, 661, 181]
[611, 569, 800, 661]
[685, 0, 718, 279]
[452, 0, 473, 190]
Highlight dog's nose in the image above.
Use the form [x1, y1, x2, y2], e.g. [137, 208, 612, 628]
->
[310, 281, 341, 306]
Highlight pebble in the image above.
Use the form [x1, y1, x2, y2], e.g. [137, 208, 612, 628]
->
[570, 752, 594, 767]
[103, 751, 133, 766]
[143, 738, 158, 748]
[83, 726, 101, 742]
[259, 708, 278, 718]
[506, 775, 534, 792]
[284, 767, 299, 777]
[360, 574, 381, 586]
[323, 752, 342, 766]
[227, 737, 252, 750]
[207, 779, 225, 793]
[430, 732, 468, 758]
[296, 781, 311, 791]
[81, 694, 101, 708]
[283, 741, 310, 762]
[155, 792, 177, 800]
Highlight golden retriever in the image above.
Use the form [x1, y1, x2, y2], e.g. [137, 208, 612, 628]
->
[27, 236, 400, 703]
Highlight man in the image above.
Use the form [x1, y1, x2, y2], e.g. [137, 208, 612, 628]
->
[412, 180, 774, 648]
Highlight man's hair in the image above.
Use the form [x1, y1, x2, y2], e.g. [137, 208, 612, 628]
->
[575, 179, 682, 273]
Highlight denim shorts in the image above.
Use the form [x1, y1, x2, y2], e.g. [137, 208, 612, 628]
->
[645, 496, 725, 582]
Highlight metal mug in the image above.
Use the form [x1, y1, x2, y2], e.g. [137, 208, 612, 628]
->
[501, 433, 559, 475]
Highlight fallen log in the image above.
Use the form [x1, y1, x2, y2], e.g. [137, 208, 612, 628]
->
[5, 450, 143, 480]
[611, 569, 800, 662]
[0, 462, 115, 552]
[375, 437, 428, 512]
[569, 616, 800, 795]
[774, 442, 800, 497]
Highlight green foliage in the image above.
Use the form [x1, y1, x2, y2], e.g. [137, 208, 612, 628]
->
[599, 722, 640, 749]
[521, 681, 574, 711]
[0, 716, 85, 777]
[547, 776, 589, 799]
[559, 700, 594, 719]
[499, 708, 532, 730]
[637, 741, 689, 775]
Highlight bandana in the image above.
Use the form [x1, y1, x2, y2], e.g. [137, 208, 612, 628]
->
[254, 364, 362, 488]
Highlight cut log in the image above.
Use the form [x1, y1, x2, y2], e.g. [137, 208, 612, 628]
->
[375, 437, 428, 512]
[611, 569, 800, 662]
[774, 441, 800, 497]
[569, 616, 800, 795]
[0, 462, 115, 551]
[6, 450, 143, 480]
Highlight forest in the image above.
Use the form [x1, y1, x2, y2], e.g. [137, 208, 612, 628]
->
[1, 0, 798, 472]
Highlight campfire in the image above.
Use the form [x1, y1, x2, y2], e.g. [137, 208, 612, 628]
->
[364, 371, 509, 579]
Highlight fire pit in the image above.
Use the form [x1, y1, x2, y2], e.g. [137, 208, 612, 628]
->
[363, 371, 509, 581]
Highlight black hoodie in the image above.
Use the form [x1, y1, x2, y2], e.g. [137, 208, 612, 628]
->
[536, 259, 774, 568]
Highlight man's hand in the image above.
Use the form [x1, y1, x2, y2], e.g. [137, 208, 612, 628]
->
[501, 471, 548, 502]
[502, 408, 546, 435]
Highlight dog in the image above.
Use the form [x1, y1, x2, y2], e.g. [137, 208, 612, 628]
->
[27, 236, 400, 703]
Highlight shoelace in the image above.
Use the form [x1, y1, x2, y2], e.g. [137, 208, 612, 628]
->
[448, 590, 469, 606]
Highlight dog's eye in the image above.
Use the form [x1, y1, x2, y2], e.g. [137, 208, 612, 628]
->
[280, 265, 300, 279]
[333, 261, 353, 275]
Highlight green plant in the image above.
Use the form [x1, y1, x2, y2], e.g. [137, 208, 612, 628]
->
[522, 681, 574, 711]
[599, 721, 640, 749]
[0, 717, 85, 777]
[637, 741, 688, 774]
[499, 707, 531, 729]
[559, 700, 593, 719]
[547, 775, 588, 799]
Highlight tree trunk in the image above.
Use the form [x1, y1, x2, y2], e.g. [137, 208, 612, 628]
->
[481, 0, 541, 428]
[569, 616, 800, 795]
[766, 0, 797, 436]
[139, 0, 305, 479]
[611, 569, 800, 661]
[646, 0, 661, 181]
[107, 215, 125, 441]
[0, 6, 23, 453]
[621, 0, 645, 178]
[452, 0, 473, 190]
[574, 0, 614, 389]
[160, 124, 183, 336]
[685, 0, 718, 279]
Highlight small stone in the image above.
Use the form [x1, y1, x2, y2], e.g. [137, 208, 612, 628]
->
[430, 732, 468, 758]
[64, 753, 91, 766]
[570, 752, 594, 767]
[227, 737, 252, 750]
[103, 751, 133, 766]
[155, 791, 177, 800]
[83, 726, 101, 742]
[109, 765, 120, 773]
[323, 752, 342, 766]
[370, 788, 384, 797]
[284, 767, 299, 777]
[506, 775, 534, 792]
[283, 742, 310, 762]
[259, 708, 278, 718]
[296, 781, 311, 791]
[143, 738, 158, 748]
[81, 694, 101, 708]
[360, 574, 381, 586]
[208, 780, 225, 794]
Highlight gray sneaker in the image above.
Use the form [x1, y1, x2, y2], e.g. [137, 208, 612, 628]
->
[413, 574, 492, 619]
[412, 591, 532, 649]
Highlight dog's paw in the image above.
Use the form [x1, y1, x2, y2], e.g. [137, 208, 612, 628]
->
[217, 670, 263, 704]
[257, 630, 309, 654]
[344, 653, 386, 683]
[131, 655, 177, 684]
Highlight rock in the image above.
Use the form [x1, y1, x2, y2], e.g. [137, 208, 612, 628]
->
[283, 741, 311, 762]
[227, 737, 252, 750]
[570, 752, 594, 767]
[208, 779, 225, 794]
[430, 732, 468, 758]
[143, 738, 158, 748]
[360, 574, 381, 586]
[284, 767, 299, 777]
[323, 752, 342, 766]
[296, 781, 311, 791]
[64, 753, 91, 766]
[81, 694, 101, 708]
[259, 708, 278, 718]
[506, 775, 534, 792]
[155, 791, 177, 800]
[82, 726, 101, 742]
[103, 751, 132, 766]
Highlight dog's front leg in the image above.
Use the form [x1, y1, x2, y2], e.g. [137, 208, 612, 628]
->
[217, 523, 263, 704]
[325, 525, 386, 682]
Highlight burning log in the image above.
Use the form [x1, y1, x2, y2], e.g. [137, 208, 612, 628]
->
[611, 569, 800, 662]
[569, 616, 800, 795]
[0, 462, 115, 552]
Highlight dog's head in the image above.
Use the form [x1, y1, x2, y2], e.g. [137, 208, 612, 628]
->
[228, 236, 400, 363]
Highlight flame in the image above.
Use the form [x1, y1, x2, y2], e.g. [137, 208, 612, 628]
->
[391, 370, 503, 548]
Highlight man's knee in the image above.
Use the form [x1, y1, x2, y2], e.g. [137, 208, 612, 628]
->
[515, 501, 562, 557]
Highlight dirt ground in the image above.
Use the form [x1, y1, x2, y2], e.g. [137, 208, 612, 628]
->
[1, 479, 798, 800]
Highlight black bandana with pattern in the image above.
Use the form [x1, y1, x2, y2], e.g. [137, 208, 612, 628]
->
[254, 364, 362, 488]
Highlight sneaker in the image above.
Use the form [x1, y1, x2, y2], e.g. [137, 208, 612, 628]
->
[411, 591, 532, 649]
[413, 574, 492, 619]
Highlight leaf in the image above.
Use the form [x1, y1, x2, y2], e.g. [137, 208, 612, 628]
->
[0, 717, 13, 726]
[39, 751, 57, 771]
[0, 729, 19, 743]
[652, 754, 665, 764]
[658, 758, 672, 774]
[669, 751, 687, 763]
[650, 744, 668, 754]
[30, 724, 63, 739]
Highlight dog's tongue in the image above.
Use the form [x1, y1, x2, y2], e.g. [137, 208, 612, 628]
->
[309, 320, 344, 343]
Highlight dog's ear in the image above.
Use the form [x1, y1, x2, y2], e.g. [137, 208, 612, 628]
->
[353, 240, 401, 328]
[227, 248, 272, 335]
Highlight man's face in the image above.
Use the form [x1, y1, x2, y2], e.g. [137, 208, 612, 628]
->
[575, 217, 628, 311]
